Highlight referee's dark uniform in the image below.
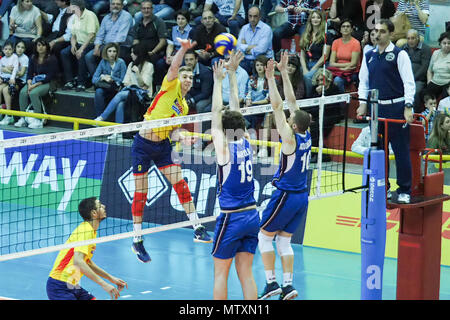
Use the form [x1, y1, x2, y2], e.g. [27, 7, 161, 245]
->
[358, 42, 416, 198]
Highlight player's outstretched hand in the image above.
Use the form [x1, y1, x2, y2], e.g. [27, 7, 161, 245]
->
[276, 50, 289, 73]
[102, 282, 121, 300]
[213, 59, 226, 81]
[265, 59, 275, 79]
[225, 50, 244, 72]
[111, 276, 128, 292]
[177, 38, 197, 51]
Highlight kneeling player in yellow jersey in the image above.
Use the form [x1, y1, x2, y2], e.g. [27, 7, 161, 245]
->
[130, 38, 212, 263]
[47, 197, 127, 300]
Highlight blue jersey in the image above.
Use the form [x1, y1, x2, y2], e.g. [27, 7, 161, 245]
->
[272, 131, 312, 192]
[217, 139, 256, 210]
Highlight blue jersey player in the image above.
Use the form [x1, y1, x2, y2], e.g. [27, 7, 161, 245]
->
[258, 51, 312, 300]
[210, 51, 260, 300]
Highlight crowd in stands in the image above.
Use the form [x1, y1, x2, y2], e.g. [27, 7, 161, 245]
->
[0, 0, 448, 154]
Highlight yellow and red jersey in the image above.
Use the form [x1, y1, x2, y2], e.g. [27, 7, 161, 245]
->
[48, 222, 97, 286]
[144, 75, 189, 140]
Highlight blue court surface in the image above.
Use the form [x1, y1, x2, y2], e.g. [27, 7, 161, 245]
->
[1, 216, 450, 301]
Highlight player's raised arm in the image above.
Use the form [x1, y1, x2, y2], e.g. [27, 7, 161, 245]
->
[225, 50, 245, 112]
[277, 51, 299, 114]
[167, 38, 197, 82]
[266, 59, 296, 154]
[212, 60, 229, 166]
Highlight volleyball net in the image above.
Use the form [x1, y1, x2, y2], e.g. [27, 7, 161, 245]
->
[0, 91, 364, 262]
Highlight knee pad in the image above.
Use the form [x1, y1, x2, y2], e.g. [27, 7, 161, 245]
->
[275, 235, 293, 257]
[132, 192, 147, 217]
[173, 179, 192, 204]
[258, 232, 274, 254]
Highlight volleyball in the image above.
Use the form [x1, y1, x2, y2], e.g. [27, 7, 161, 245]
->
[214, 33, 237, 56]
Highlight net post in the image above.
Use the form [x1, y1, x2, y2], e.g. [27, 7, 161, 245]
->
[369, 89, 379, 149]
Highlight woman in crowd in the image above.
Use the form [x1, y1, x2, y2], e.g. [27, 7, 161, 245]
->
[328, 19, 361, 93]
[427, 113, 450, 154]
[361, 28, 378, 55]
[92, 42, 127, 119]
[299, 10, 332, 98]
[426, 31, 450, 99]
[94, 43, 153, 128]
[8, 0, 43, 55]
[15, 38, 58, 129]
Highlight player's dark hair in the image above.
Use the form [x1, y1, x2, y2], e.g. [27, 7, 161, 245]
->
[222, 110, 247, 140]
[293, 109, 311, 133]
[378, 19, 395, 33]
[78, 197, 98, 221]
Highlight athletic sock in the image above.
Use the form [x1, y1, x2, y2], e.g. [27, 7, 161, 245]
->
[265, 270, 276, 284]
[283, 272, 293, 287]
[188, 212, 201, 230]
[133, 223, 142, 243]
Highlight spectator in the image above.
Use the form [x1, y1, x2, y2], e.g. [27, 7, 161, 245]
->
[92, 42, 127, 119]
[8, 0, 43, 55]
[14, 40, 30, 91]
[191, 9, 227, 66]
[157, 9, 194, 85]
[427, 113, 450, 154]
[272, 0, 321, 55]
[0, 42, 19, 126]
[361, 28, 377, 55]
[46, 0, 74, 56]
[329, 0, 364, 41]
[364, 0, 396, 31]
[201, 0, 246, 38]
[94, 43, 153, 128]
[394, 0, 429, 47]
[299, 10, 332, 98]
[85, 0, 133, 78]
[421, 93, 437, 141]
[328, 19, 361, 93]
[130, 0, 168, 87]
[15, 38, 58, 129]
[222, 55, 249, 106]
[134, 0, 182, 22]
[183, 50, 213, 115]
[245, 54, 269, 142]
[60, 0, 99, 91]
[402, 28, 432, 110]
[308, 68, 342, 160]
[437, 84, 450, 112]
[236, 5, 273, 75]
[426, 32, 450, 100]
[276, 53, 305, 100]
[33, 0, 60, 37]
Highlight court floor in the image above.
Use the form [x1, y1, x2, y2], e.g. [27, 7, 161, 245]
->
[1, 220, 450, 300]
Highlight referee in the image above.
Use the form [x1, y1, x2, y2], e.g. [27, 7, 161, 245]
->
[357, 19, 416, 204]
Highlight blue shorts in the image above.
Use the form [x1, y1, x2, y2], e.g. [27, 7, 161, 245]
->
[132, 134, 176, 174]
[46, 277, 95, 300]
[260, 189, 309, 234]
[211, 209, 260, 259]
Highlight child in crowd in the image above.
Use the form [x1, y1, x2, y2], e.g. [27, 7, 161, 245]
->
[421, 94, 437, 141]
[0, 41, 19, 125]
[14, 40, 30, 91]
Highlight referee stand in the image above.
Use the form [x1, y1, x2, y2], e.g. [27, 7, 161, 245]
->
[384, 115, 450, 300]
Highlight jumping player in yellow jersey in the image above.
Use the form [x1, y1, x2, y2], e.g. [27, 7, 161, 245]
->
[46, 197, 128, 300]
[131, 38, 212, 263]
